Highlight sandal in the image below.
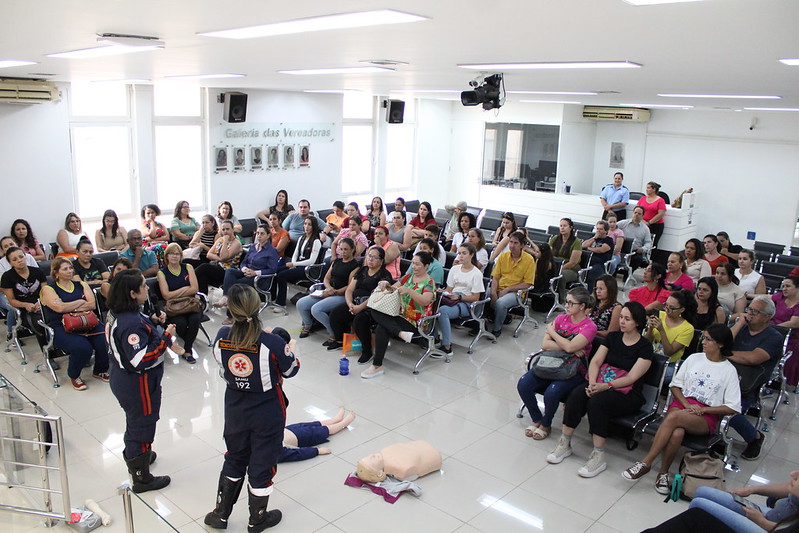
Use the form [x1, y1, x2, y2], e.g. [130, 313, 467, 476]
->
[526, 426, 551, 440]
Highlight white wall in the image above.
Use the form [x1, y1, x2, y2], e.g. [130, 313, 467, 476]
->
[206, 89, 343, 220]
[0, 92, 75, 246]
[415, 100, 453, 210]
[591, 109, 799, 248]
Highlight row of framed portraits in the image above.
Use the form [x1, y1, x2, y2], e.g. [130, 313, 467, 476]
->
[214, 144, 310, 173]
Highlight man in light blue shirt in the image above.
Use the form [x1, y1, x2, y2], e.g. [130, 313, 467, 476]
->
[120, 230, 159, 277]
[281, 199, 326, 243]
[599, 172, 630, 221]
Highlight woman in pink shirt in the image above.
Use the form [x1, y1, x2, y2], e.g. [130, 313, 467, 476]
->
[637, 181, 666, 247]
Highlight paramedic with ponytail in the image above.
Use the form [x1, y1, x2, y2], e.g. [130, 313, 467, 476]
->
[205, 284, 300, 532]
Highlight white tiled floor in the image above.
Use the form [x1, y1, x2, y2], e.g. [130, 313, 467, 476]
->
[2, 297, 798, 532]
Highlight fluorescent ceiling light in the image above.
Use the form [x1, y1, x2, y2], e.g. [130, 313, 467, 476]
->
[779, 58, 799, 66]
[623, 0, 704, 5]
[658, 93, 780, 99]
[520, 99, 581, 104]
[279, 67, 393, 75]
[620, 103, 693, 108]
[303, 89, 363, 94]
[509, 90, 598, 95]
[199, 9, 427, 39]
[459, 61, 641, 70]
[91, 78, 152, 84]
[48, 45, 161, 59]
[744, 107, 799, 112]
[392, 89, 460, 93]
[165, 73, 245, 79]
[0, 60, 37, 69]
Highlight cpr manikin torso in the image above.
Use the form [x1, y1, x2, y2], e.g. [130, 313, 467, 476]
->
[356, 440, 442, 482]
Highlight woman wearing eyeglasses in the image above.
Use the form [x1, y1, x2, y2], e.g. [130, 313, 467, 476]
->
[772, 276, 799, 390]
[622, 324, 740, 496]
[517, 286, 597, 442]
[326, 246, 394, 352]
[646, 289, 697, 383]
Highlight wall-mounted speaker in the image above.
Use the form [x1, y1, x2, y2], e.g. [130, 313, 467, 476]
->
[223, 92, 248, 123]
[384, 99, 405, 124]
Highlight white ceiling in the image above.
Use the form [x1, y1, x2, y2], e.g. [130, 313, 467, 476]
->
[2, 0, 798, 110]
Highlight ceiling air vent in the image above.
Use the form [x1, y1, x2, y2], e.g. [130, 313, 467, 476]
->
[0, 80, 60, 104]
[582, 106, 650, 122]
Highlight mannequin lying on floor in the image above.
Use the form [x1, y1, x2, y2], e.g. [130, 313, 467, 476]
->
[355, 440, 442, 482]
[279, 408, 356, 462]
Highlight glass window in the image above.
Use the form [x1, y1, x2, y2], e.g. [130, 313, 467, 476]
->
[481, 123, 560, 191]
[505, 129, 523, 179]
[385, 125, 415, 190]
[343, 92, 374, 119]
[154, 125, 204, 208]
[341, 125, 373, 193]
[71, 126, 133, 215]
[154, 84, 201, 117]
[70, 82, 128, 117]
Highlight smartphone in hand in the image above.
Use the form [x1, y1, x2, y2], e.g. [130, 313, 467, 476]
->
[732, 493, 755, 508]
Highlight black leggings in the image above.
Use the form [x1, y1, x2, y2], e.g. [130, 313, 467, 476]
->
[166, 310, 202, 352]
[194, 264, 225, 295]
[649, 223, 664, 248]
[352, 309, 417, 367]
[562, 383, 643, 438]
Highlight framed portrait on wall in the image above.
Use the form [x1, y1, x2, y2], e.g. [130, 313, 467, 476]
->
[214, 146, 228, 173]
[299, 145, 310, 167]
[609, 142, 625, 169]
[250, 146, 263, 170]
[283, 145, 295, 169]
[233, 147, 246, 171]
[267, 145, 279, 169]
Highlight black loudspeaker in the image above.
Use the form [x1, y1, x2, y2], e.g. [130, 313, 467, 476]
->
[223, 92, 248, 123]
[385, 99, 405, 124]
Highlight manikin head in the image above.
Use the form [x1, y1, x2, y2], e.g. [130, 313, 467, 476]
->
[356, 453, 386, 482]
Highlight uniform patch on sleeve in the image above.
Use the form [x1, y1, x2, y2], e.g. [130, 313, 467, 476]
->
[229, 354, 253, 377]
[128, 334, 140, 346]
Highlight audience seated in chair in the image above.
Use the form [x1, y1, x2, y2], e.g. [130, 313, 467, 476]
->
[194, 221, 242, 296]
[664, 252, 695, 292]
[616, 206, 652, 276]
[449, 211, 476, 253]
[256, 189, 294, 224]
[443, 201, 468, 242]
[56, 212, 90, 258]
[274, 218, 321, 308]
[1, 246, 48, 348]
[332, 215, 368, 259]
[581, 220, 615, 291]
[547, 301, 654, 478]
[140, 204, 170, 264]
[628, 263, 669, 312]
[437, 243, 484, 355]
[120, 230, 159, 278]
[684, 237, 712, 285]
[489, 231, 535, 338]
[406, 238, 444, 287]
[11, 219, 46, 261]
[770, 276, 799, 391]
[715, 262, 746, 316]
[588, 274, 622, 341]
[693, 277, 727, 331]
[215, 201, 243, 234]
[100, 257, 133, 299]
[72, 239, 110, 289]
[94, 209, 128, 253]
[185, 215, 219, 267]
[549, 218, 582, 301]
[157, 242, 203, 363]
[170, 200, 199, 249]
[621, 323, 740, 494]
[373, 225, 401, 280]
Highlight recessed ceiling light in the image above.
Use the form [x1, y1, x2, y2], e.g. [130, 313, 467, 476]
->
[619, 103, 694, 109]
[509, 91, 598, 95]
[199, 9, 427, 39]
[519, 100, 582, 105]
[622, 0, 704, 5]
[48, 45, 162, 59]
[279, 67, 394, 75]
[743, 107, 799, 112]
[0, 60, 37, 69]
[459, 61, 641, 70]
[658, 93, 780, 99]
[779, 58, 799, 66]
[165, 73, 245, 79]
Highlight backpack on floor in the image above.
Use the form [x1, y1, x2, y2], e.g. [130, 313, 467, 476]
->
[666, 449, 725, 501]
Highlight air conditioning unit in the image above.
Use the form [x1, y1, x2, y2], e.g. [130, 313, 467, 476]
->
[0, 80, 60, 104]
[582, 106, 650, 122]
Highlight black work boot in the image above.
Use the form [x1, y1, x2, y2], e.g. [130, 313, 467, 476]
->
[125, 450, 171, 493]
[247, 492, 282, 532]
[204, 474, 245, 529]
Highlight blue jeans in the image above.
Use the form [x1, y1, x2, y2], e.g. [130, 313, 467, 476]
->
[688, 487, 767, 533]
[222, 268, 255, 295]
[0, 293, 15, 332]
[492, 292, 520, 333]
[728, 393, 758, 443]
[608, 255, 621, 274]
[517, 370, 586, 428]
[297, 294, 345, 335]
[437, 302, 470, 346]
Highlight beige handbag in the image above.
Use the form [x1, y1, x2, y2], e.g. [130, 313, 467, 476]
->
[366, 288, 402, 316]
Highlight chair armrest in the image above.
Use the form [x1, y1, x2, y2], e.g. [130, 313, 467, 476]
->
[524, 349, 544, 371]
[417, 313, 441, 337]
[253, 273, 277, 292]
[304, 263, 326, 283]
[466, 296, 491, 320]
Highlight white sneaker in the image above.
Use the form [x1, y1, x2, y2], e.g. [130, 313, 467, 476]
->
[546, 436, 573, 464]
[655, 473, 671, 495]
[577, 449, 607, 478]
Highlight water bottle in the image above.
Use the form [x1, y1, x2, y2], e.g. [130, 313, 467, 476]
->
[339, 357, 349, 376]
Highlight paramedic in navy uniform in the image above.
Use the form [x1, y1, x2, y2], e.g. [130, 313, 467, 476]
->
[106, 269, 173, 493]
[205, 284, 300, 532]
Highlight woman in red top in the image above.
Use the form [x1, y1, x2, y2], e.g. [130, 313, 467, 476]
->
[403, 201, 435, 249]
[629, 263, 670, 312]
[637, 181, 667, 247]
[702, 234, 729, 273]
